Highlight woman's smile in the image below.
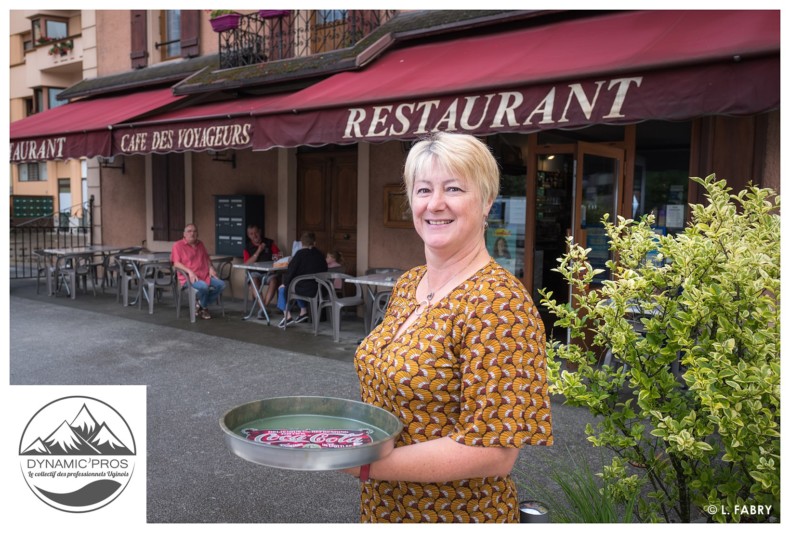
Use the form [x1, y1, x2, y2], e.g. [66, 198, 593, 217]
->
[411, 172, 488, 255]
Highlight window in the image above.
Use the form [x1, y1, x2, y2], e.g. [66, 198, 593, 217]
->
[633, 121, 691, 236]
[48, 88, 65, 110]
[33, 88, 44, 113]
[32, 16, 68, 43]
[46, 20, 68, 39]
[312, 10, 349, 53]
[152, 153, 185, 241]
[19, 163, 48, 182]
[159, 10, 181, 60]
[33, 88, 65, 113]
[487, 135, 528, 281]
[317, 10, 347, 24]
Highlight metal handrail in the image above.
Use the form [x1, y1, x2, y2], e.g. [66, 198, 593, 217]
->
[217, 10, 398, 70]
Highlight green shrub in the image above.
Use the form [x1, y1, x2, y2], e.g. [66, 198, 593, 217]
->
[540, 175, 780, 522]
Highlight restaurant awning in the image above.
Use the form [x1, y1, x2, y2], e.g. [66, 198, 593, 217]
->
[110, 93, 291, 156]
[9, 88, 185, 162]
[249, 10, 779, 150]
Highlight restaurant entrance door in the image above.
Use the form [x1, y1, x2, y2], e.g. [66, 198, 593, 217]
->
[528, 141, 625, 340]
[296, 150, 358, 275]
[574, 142, 626, 285]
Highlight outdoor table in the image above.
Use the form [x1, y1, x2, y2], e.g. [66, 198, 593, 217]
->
[42, 245, 141, 298]
[347, 272, 401, 332]
[233, 261, 289, 324]
[118, 252, 172, 308]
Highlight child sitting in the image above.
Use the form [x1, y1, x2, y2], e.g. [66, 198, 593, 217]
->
[326, 251, 344, 291]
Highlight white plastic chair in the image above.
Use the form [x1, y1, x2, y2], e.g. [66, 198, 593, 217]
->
[315, 272, 364, 342]
[370, 290, 392, 330]
[172, 266, 198, 323]
[33, 249, 55, 295]
[138, 263, 175, 315]
[283, 274, 323, 334]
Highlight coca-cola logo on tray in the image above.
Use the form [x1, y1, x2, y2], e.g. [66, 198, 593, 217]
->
[242, 429, 372, 449]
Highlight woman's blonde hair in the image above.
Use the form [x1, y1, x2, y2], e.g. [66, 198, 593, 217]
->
[402, 132, 500, 209]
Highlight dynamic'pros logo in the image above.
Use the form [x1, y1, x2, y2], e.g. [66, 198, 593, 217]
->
[18, 396, 136, 513]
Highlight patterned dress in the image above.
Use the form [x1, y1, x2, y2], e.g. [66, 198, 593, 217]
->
[354, 260, 553, 523]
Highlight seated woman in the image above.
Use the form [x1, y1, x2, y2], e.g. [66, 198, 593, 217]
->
[276, 232, 327, 327]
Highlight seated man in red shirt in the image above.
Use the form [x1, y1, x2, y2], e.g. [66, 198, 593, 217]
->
[171, 223, 225, 320]
[242, 224, 281, 318]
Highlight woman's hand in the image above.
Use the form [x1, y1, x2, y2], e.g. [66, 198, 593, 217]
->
[341, 465, 363, 478]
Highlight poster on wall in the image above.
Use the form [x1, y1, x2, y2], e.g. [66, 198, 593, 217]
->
[488, 200, 506, 225]
[487, 227, 517, 274]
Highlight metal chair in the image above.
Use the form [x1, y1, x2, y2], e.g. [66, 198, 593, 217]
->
[283, 274, 323, 334]
[315, 272, 364, 342]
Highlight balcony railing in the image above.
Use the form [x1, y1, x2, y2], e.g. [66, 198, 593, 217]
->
[217, 10, 398, 70]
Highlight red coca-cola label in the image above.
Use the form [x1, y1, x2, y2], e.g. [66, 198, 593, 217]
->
[241, 429, 373, 448]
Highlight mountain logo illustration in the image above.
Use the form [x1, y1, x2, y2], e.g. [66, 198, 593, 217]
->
[18, 395, 137, 513]
[21, 403, 133, 456]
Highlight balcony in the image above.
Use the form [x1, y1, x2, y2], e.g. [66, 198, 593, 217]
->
[216, 10, 398, 70]
[26, 35, 83, 82]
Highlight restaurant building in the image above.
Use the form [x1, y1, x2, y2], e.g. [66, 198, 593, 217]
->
[9, 10, 90, 227]
[9, 9, 780, 326]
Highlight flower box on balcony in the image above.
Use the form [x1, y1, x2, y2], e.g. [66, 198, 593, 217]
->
[259, 10, 290, 19]
[210, 13, 241, 32]
[48, 40, 74, 57]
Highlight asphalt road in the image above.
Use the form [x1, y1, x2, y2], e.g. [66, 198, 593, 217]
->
[8, 281, 608, 523]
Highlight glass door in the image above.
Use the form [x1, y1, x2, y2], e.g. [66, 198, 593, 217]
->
[574, 141, 625, 285]
[531, 145, 575, 340]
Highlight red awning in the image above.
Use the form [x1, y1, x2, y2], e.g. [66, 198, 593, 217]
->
[9, 88, 185, 162]
[251, 10, 779, 150]
[111, 92, 291, 156]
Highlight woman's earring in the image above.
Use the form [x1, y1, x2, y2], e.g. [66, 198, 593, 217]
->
[484, 217, 489, 230]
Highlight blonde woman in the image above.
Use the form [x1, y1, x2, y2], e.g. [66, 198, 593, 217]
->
[346, 132, 553, 523]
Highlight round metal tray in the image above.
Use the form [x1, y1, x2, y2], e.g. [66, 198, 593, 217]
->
[220, 396, 403, 470]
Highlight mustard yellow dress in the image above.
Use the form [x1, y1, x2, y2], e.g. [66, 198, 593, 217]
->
[354, 260, 553, 523]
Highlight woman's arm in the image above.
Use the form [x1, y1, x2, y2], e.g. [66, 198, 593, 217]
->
[345, 437, 518, 483]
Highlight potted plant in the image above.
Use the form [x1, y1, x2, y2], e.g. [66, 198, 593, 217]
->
[258, 10, 290, 19]
[209, 10, 241, 32]
[48, 40, 73, 57]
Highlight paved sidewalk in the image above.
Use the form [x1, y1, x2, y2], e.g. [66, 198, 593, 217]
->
[8, 279, 608, 523]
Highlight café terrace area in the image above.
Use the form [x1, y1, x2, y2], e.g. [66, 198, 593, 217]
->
[9, 263, 373, 361]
